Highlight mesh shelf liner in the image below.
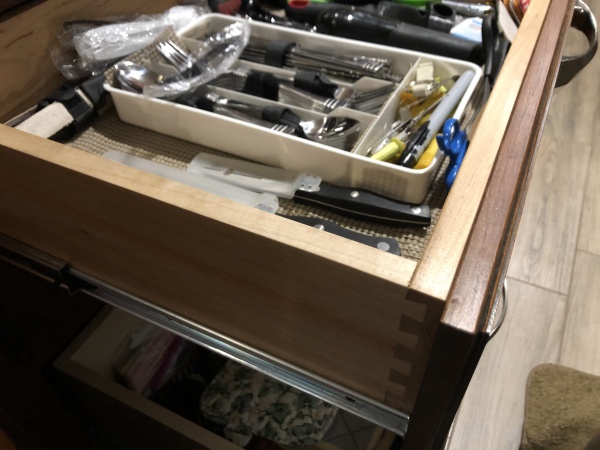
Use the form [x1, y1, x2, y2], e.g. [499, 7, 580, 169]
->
[67, 109, 449, 262]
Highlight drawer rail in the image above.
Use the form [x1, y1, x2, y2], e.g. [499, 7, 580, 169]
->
[0, 233, 410, 436]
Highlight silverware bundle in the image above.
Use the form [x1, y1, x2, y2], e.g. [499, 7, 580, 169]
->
[211, 67, 396, 114]
[241, 41, 403, 82]
[156, 39, 237, 78]
[115, 37, 395, 151]
[197, 91, 362, 150]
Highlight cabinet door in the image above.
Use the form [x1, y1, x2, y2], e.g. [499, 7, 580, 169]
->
[0, 261, 104, 449]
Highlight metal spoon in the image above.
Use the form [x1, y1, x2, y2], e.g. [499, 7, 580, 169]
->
[289, 116, 361, 143]
[196, 92, 362, 149]
[114, 61, 167, 93]
[114, 63, 361, 149]
[175, 91, 361, 149]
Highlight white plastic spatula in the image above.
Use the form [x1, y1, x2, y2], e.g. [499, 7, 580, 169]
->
[101, 150, 402, 252]
[188, 152, 431, 226]
[188, 152, 320, 199]
[102, 150, 279, 213]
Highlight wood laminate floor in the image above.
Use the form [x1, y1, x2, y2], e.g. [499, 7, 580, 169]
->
[446, 5, 600, 449]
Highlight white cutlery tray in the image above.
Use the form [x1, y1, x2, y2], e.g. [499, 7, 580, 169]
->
[105, 13, 482, 204]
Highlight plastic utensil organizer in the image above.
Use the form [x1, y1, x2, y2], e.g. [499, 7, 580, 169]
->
[105, 14, 482, 204]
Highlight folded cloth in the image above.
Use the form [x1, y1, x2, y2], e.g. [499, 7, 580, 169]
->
[520, 364, 600, 450]
[200, 360, 338, 447]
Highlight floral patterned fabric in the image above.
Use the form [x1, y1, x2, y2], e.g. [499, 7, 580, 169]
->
[200, 361, 338, 447]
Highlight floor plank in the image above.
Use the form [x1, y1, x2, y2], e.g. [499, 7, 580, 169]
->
[446, 279, 567, 450]
[442, 4, 599, 449]
[507, 132, 590, 294]
[525, 0, 600, 276]
[559, 251, 600, 375]
[544, 0, 600, 145]
[515, 0, 600, 283]
[577, 125, 600, 255]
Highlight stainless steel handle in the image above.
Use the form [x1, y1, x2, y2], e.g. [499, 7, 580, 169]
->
[556, 0, 598, 87]
[487, 279, 508, 339]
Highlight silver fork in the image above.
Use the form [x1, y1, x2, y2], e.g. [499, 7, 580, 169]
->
[273, 81, 394, 114]
[241, 42, 400, 82]
[156, 40, 233, 78]
[212, 68, 332, 111]
[288, 47, 390, 75]
[156, 40, 195, 74]
[212, 67, 395, 113]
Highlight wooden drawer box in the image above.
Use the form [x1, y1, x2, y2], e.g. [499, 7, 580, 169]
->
[54, 306, 242, 450]
[55, 306, 394, 450]
[0, 0, 578, 448]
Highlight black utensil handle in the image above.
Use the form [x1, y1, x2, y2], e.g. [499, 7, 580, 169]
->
[260, 106, 301, 125]
[293, 70, 338, 98]
[260, 106, 307, 137]
[244, 71, 280, 101]
[387, 24, 483, 64]
[246, 8, 314, 30]
[293, 185, 431, 226]
[375, 1, 430, 27]
[185, 94, 215, 111]
[482, 15, 497, 80]
[246, 68, 337, 99]
[317, 8, 483, 64]
[285, 2, 339, 25]
[265, 41, 296, 67]
[281, 215, 401, 255]
[317, 8, 393, 43]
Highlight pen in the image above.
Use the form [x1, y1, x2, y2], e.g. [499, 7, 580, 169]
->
[397, 70, 475, 168]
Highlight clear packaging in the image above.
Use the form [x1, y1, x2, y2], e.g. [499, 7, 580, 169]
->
[142, 21, 251, 98]
[52, 5, 209, 80]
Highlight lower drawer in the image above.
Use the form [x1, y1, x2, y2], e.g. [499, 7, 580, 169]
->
[54, 307, 238, 450]
[55, 306, 395, 450]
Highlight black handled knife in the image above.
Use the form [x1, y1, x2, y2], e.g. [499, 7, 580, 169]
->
[188, 152, 431, 227]
[281, 215, 401, 255]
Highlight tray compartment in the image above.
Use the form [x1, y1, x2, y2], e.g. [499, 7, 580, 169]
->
[66, 108, 449, 262]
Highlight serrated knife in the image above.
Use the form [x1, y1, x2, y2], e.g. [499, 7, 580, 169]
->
[281, 215, 401, 255]
[187, 153, 431, 227]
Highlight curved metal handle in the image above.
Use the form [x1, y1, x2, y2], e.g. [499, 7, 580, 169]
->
[488, 279, 508, 339]
[556, 0, 598, 87]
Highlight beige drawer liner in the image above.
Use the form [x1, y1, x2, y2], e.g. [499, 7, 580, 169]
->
[67, 109, 450, 262]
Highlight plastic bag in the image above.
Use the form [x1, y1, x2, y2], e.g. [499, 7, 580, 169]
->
[142, 21, 251, 98]
[52, 4, 209, 80]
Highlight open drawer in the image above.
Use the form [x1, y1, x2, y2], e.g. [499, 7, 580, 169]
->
[0, 0, 585, 448]
[55, 305, 396, 449]
[54, 307, 240, 450]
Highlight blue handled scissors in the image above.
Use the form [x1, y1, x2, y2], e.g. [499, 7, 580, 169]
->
[436, 118, 469, 189]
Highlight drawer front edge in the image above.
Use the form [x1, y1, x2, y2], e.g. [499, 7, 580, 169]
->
[404, 0, 575, 448]
[0, 134, 425, 414]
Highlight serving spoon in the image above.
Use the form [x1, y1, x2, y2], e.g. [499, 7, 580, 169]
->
[114, 61, 168, 93]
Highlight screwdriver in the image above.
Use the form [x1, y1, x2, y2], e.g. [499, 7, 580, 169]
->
[397, 70, 475, 168]
[369, 97, 443, 162]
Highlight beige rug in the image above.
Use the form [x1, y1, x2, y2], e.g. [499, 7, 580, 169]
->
[521, 364, 600, 450]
